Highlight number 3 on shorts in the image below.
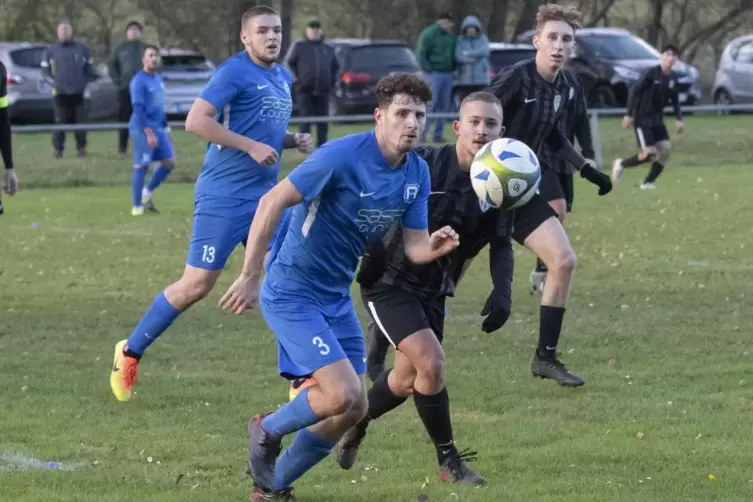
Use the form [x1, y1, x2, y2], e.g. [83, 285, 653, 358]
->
[312, 336, 330, 355]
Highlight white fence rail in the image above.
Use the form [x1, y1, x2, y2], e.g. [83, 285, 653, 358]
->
[11, 104, 753, 169]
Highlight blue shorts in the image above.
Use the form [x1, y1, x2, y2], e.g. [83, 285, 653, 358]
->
[186, 194, 291, 270]
[260, 285, 366, 379]
[132, 130, 175, 166]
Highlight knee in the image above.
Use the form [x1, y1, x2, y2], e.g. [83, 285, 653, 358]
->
[549, 247, 577, 275]
[176, 274, 214, 303]
[414, 353, 446, 389]
[322, 380, 364, 417]
[657, 143, 671, 163]
[343, 388, 368, 424]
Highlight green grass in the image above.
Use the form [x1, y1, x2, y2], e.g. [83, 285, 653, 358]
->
[1, 116, 753, 501]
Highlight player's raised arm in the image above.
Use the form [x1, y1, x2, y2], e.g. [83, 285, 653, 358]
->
[185, 65, 277, 165]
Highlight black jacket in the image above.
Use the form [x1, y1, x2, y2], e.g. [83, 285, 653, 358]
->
[285, 39, 339, 95]
[41, 41, 99, 95]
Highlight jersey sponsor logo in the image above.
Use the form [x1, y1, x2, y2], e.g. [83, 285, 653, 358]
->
[404, 184, 419, 203]
[355, 208, 404, 233]
[259, 95, 292, 122]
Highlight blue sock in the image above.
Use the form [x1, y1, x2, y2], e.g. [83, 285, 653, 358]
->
[126, 292, 181, 355]
[146, 164, 173, 192]
[262, 387, 320, 438]
[131, 166, 147, 207]
[273, 428, 334, 490]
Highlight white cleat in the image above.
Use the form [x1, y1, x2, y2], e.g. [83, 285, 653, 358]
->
[611, 158, 624, 184]
[639, 182, 656, 190]
[530, 270, 546, 295]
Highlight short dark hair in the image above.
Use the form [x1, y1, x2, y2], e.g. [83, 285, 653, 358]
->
[307, 20, 322, 29]
[143, 44, 159, 56]
[661, 44, 680, 55]
[437, 12, 453, 21]
[126, 21, 142, 31]
[375, 73, 433, 109]
[242, 5, 280, 25]
[460, 91, 502, 110]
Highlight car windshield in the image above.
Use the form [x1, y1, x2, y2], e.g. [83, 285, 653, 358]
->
[160, 55, 213, 72]
[489, 49, 535, 71]
[350, 45, 419, 69]
[580, 34, 660, 60]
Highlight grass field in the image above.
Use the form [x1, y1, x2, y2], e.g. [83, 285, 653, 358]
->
[1, 115, 753, 501]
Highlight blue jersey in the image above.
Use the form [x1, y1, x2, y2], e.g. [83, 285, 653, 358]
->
[196, 51, 293, 201]
[129, 70, 166, 132]
[265, 131, 430, 303]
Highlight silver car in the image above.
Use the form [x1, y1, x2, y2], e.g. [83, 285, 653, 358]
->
[712, 34, 753, 109]
[1, 42, 63, 123]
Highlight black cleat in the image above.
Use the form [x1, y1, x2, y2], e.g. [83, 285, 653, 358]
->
[531, 351, 585, 387]
[438, 448, 486, 486]
[144, 199, 159, 213]
[247, 414, 283, 491]
[335, 421, 368, 470]
[365, 321, 390, 382]
[251, 485, 296, 501]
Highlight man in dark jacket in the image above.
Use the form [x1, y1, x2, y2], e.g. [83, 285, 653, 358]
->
[108, 21, 147, 156]
[41, 21, 99, 158]
[416, 12, 456, 143]
[285, 20, 339, 147]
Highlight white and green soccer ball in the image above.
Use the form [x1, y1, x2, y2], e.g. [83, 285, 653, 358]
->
[470, 137, 541, 211]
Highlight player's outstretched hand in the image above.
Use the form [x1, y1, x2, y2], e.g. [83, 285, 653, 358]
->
[248, 142, 279, 167]
[580, 162, 612, 196]
[429, 225, 460, 256]
[622, 115, 633, 129]
[480, 291, 511, 333]
[294, 133, 315, 153]
[3, 168, 19, 196]
[219, 275, 260, 315]
[675, 120, 684, 135]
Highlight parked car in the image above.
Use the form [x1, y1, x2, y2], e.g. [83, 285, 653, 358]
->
[307, 38, 422, 116]
[712, 34, 753, 112]
[516, 27, 702, 107]
[91, 48, 215, 121]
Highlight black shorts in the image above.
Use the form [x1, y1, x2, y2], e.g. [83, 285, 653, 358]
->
[361, 283, 446, 347]
[538, 168, 574, 212]
[634, 124, 669, 149]
[511, 192, 558, 244]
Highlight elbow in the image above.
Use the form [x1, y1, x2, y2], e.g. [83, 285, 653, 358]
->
[184, 111, 202, 136]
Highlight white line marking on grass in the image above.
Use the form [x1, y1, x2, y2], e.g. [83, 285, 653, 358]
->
[0, 451, 85, 472]
[11, 225, 153, 237]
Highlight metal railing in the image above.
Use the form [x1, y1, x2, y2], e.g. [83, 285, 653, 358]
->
[11, 103, 753, 168]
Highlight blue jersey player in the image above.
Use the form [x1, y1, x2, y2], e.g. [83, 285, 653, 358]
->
[129, 44, 174, 216]
[109, 5, 314, 403]
[219, 74, 460, 501]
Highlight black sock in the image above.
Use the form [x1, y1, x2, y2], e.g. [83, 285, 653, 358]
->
[365, 369, 407, 421]
[414, 387, 455, 463]
[124, 348, 143, 361]
[537, 306, 566, 358]
[535, 257, 548, 272]
[621, 154, 646, 168]
[644, 162, 665, 184]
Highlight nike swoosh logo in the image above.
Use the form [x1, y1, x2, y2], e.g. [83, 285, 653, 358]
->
[360, 191, 375, 197]
[257, 84, 268, 89]
[525, 98, 536, 103]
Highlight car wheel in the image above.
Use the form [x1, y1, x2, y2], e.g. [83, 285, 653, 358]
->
[714, 89, 732, 115]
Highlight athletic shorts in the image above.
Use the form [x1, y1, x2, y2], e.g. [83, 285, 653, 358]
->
[538, 168, 575, 212]
[511, 192, 558, 244]
[360, 283, 446, 347]
[132, 130, 175, 166]
[186, 194, 290, 270]
[260, 284, 366, 379]
[634, 124, 669, 149]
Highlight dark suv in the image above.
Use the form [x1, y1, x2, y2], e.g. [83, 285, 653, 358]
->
[515, 27, 701, 107]
[320, 38, 422, 115]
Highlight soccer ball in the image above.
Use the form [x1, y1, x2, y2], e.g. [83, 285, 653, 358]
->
[470, 137, 541, 211]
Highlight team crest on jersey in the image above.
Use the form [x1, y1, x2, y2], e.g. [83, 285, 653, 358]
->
[284, 82, 290, 94]
[569, 87, 574, 100]
[404, 184, 419, 203]
[553, 94, 561, 112]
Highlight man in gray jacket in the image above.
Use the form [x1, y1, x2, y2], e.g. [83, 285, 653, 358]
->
[41, 21, 99, 158]
[108, 21, 146, 156]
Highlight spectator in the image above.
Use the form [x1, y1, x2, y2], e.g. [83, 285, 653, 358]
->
[416, 12, 456, 143]
[285, 20, 339, 147]
[109, 21, 147, 157]
[454, 16, 491, 103]
[41, 21, 99, 158]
